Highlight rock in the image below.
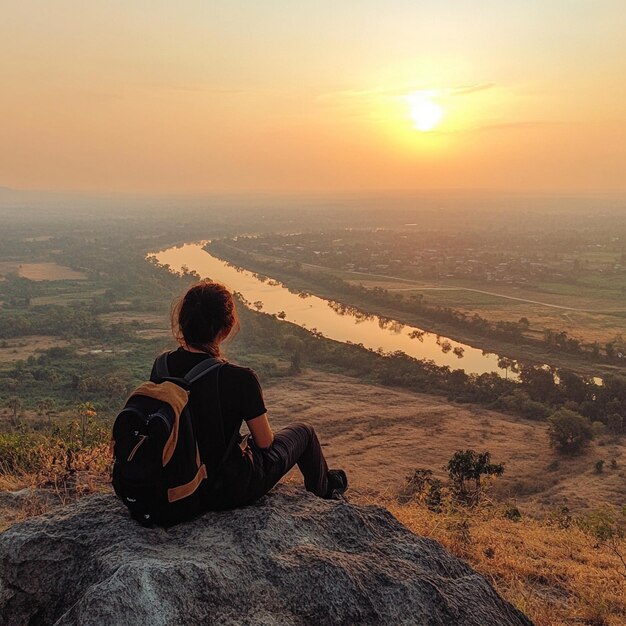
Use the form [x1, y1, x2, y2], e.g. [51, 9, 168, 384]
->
[0, 485, 533, 626]
[0, 488, 61, 509]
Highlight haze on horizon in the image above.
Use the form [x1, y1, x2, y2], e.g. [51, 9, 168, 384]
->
[2, 1, 626, 196]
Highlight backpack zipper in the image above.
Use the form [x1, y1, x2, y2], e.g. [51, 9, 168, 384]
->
[148, 411, 171, 432]
[127, 435, 147, 462]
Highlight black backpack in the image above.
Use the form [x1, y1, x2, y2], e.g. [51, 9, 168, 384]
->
[112, 353, 237, 526]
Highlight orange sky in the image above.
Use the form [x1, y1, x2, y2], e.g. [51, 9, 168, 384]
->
[1, 1, 625, 195]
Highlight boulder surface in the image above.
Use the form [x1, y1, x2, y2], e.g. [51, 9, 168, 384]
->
[0, 485, 533, 626]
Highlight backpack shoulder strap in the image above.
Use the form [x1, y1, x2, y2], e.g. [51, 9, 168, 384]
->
[154, 352, 171, 379]
[184, 358, 226, 385]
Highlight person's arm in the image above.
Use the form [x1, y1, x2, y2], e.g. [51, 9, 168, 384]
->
[247, 412, 274, 449]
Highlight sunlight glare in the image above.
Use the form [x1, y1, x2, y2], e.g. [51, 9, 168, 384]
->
[406, 91, 444, 132]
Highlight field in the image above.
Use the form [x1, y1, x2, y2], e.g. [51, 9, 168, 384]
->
[0, 336, 71, 363]
[0, 261, 87, 281]
[356, 277, 626, 346]
[263, 369, 625, 515]
[241, 248, 626, 348]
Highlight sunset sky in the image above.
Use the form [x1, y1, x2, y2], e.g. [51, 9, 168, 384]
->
[2, 1, 625, 195]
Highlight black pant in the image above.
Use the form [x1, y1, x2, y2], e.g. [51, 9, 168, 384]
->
[244, 422, 329, 503]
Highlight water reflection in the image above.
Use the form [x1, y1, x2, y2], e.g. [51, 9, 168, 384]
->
[327, 300, 375, 324]
[151, 243, 518, 378]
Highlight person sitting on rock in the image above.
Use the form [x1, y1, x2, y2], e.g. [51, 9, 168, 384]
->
[151, 280, 348, 510]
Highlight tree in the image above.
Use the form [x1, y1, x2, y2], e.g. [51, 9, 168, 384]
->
[558, 370, 590, 405]
[446, 450, 504, 506]
[519, 365, 558, 403]
[548, 408, 593, 454]
[497, 356, 519, 380]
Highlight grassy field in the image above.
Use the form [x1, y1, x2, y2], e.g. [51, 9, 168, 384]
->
[294, 261, 626, 346]
[263, 369, 626, 515]
[362, 282, 626, 346]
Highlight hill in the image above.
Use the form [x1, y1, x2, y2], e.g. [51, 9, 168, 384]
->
[262, 370, 625, 515]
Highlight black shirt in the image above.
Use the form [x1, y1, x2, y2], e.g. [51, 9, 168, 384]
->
[150, 348, 267, 501]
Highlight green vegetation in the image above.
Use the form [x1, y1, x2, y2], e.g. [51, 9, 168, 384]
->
[399, 449, 505, 509]
[547, 409, 594, 455]
[446, 450, 505, 505]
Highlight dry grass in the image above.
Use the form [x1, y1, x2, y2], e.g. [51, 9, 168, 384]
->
[0, 442, 111, 531]
[375, 497, 626, 626]
[264, 370, 626, 515]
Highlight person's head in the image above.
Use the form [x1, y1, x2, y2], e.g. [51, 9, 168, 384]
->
[171, 281, 239, 355]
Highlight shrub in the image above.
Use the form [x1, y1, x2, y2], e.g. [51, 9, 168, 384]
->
[547, 408, 593, 455]
[423, 478, 443, 512]
[503, 503, 522, 521]
[591, 421, 607, 437]
[0, 432, 42, 473]
[398, 468, 436, 505]
[606, 413, 623, 435]
[446, 450, 504, 506]
[495, 390, 550, 420]
[594, 460, 605, 474]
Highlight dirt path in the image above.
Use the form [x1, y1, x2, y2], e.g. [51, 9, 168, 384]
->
[386, 286, 626, 312]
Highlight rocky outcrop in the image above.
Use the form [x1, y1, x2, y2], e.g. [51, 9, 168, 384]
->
[0, 485, 532, 626]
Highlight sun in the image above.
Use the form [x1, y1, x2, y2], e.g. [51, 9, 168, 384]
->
[406, 91, 444, 132]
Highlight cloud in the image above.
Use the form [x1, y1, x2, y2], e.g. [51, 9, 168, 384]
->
[318, 82, 496, 105]
[449, 83, 495, 96]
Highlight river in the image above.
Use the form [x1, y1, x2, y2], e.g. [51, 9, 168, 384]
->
[152, 242, 518, 378]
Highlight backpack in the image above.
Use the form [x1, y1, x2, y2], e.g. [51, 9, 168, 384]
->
[111, 353, 237, 527]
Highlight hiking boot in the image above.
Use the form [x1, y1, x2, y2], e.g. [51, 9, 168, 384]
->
[325, 469, 348, 499]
